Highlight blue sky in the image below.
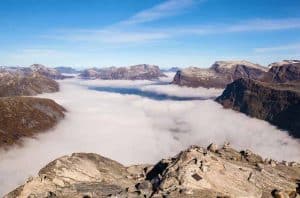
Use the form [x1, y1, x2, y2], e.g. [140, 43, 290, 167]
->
[0, 0, 300, 68]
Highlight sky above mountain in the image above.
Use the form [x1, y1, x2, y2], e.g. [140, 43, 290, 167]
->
[0, 0, 300, 68]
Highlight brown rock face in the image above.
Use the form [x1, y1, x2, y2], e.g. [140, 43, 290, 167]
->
[216, 78, 300, 138]
[5, 144, 300, 198]
[79, 64, 166, 80]
[172, 60, 267, 88]
[0, 73, 59, 97]
[0, 97, 65, 148]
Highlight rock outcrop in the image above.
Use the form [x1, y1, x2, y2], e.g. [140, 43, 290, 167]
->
[5, 144, 300, 198]
[0, 97, 65, 148]
[216, 78, 300, 138]
[79, 64, 166, 80]
[173, 60, 267, 88]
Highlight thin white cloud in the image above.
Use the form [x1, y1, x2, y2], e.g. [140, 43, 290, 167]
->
[121, 0, 198, 25]
[254, 43, 300, 53]
[46, 18, 300, 44]
[56, 29, 170, 43]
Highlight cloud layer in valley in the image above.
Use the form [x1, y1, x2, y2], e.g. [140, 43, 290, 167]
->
[0, 79, 300, 195]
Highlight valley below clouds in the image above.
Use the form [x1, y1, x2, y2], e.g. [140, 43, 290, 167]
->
[0, 78, 300, 195]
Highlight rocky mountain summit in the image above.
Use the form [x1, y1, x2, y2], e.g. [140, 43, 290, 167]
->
[5, 143, 300, 198]
[30, 64, 67, 80]
[79, 64, 166, 80]
[0, 71, 59, 97]
[172, 60, 267, 88]
[216, 78, 300, 138]
[266, 60, 300, 83]
[0, 97, 65, 148]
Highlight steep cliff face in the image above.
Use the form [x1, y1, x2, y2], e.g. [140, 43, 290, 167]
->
[79, 64, 166, 80]
[216, 78, 300, 138]
[0, 97, 65, 148]
[5, 144, 300, 198]
[172, 60, 267, 88]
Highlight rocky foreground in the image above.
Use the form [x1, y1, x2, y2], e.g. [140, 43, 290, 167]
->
[5, 143, 300, 198]
[79, 64, 166, 80]
[0, 97, 65, 148]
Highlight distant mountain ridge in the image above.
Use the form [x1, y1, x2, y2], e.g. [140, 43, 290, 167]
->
[173, 60, 267, 88]
[54, 66, 79, 74]
[173, 60, 300, 88]
[80, 64, 166, 80]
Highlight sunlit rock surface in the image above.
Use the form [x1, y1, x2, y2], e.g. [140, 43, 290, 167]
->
[6, 144, 300, 198]
[172, 60, 267, 88]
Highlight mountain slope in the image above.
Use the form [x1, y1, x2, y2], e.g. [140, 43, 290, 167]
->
[0, 97, 65, 148]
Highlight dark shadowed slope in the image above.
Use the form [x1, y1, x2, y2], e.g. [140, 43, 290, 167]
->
[216, 78, 300, 138]
[0, 97, 65, 148]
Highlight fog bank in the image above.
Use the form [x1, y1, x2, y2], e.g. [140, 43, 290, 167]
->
[0, 79, 299, 195]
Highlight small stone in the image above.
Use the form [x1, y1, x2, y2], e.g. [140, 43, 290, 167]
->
[270, 160, 277, 167]
[271, 189, 289, 198]
[289, 162, 298, 167]
[223, 142, 231, 150]
[180, 188, 193, 195]
[244, 149, 252, 156]
[191, 173, 202, 181]
[256, 163, 264, 172]
[135, 181, 152, 190]
[282, 161, 289, 166]
[207, 143, 218, 152]
[26, 176, 34, 183]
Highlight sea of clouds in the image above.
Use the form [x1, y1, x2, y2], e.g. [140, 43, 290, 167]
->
[0, 77, 300, 195]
